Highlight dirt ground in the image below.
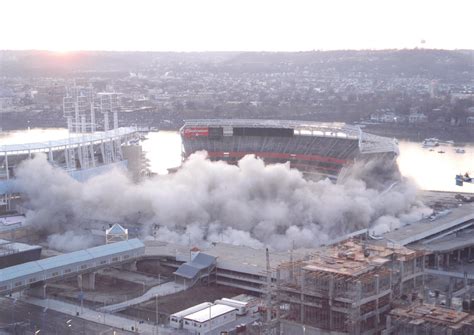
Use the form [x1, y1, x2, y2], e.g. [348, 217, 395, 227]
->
[119, 284, 250, 324]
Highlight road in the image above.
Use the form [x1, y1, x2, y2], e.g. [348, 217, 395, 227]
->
[0, 297, 133, 334]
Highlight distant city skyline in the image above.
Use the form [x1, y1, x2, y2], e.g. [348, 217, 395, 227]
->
[1, 0, 473, 52]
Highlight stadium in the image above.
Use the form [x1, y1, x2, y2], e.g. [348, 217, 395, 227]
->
[180, 119, 399, 179]
[0, 127, 141, 212]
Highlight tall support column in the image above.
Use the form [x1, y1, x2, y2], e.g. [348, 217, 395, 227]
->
[48, 148, 53, 162]
[89, 144, 95, 167]
[329, 275, 334, 330]
[104, 112, 109, 131]
[399, 260, 405, 295]
[4, 153, 9, 179]
[75, 102, 80, 133]
[413, 258, 417, 288]
[28, 283, 47, 299]
[300, 268, 305, 324]
[375, 274, 380, 326]
[78, 272, 96, 290]
[353, 281, 362, 335]
[447, 277, 454, 308]
[65, 147, 70, 169]
[90, 103, 96, 132]
[113, 111, 119, 129]
[421, 255, 426, 293]
[276, 268, 281, 322]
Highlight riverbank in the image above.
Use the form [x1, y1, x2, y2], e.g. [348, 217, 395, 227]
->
[363, 124, 474, 143]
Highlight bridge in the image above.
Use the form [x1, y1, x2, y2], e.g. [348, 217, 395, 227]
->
[0, 239, 144, 296]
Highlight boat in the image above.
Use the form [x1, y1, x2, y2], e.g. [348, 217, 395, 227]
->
[422, 138, 439, 148]
[456, 173, 473, 186]
[455, 148, 466, 154]
[437, 150, 445, 154]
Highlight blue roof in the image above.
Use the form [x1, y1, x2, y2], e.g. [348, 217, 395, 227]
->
[0, 262, 44, 282]
[39, 250, 93, 270]
[0, 239, 144, 283]
[192, 253, 216, 268]
[175, 264, 201, 279]
[174, 253, 216, 279]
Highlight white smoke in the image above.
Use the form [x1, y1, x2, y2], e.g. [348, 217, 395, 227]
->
[47, 231, 95, 252]
[15, 152, 430, 251]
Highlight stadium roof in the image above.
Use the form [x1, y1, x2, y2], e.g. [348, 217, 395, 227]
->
[181, 119, 399, 155]
[182, 119, 356, 133]
[0, 127, 137, 155]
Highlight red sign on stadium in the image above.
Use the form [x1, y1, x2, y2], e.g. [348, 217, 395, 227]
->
[183, 127, 209, 138]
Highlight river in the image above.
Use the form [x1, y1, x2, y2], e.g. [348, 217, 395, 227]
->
[1, 128, 473, 193]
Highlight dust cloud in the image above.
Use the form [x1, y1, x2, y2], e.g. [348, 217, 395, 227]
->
[15, 152, 430, 251]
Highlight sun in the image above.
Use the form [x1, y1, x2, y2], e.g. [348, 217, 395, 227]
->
[47, 46, 75, 54]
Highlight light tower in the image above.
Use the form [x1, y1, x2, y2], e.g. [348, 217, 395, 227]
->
[97, 92, 123, 163]
[98, 92, 121, 131]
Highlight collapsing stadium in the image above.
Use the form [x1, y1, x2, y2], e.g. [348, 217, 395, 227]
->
[180, 119, 399, 179]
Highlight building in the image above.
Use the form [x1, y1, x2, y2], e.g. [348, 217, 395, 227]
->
[182, 303, 237, 335]
[180, 119, 399, 179]
[0, 239, 41, 269]
[170, 302, 213, 329]
[408, 112, 428, 124]
[384, 303, 474, 335]
[276, 240, 426, 335]
[105, 223, 129, 244]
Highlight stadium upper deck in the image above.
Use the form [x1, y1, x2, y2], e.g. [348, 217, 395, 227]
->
[181, 119, 399, 178]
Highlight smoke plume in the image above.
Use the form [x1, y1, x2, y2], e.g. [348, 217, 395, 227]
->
[15, 152, 430, 251]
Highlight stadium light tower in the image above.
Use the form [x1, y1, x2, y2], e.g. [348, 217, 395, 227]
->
[98, 92, 122, 131]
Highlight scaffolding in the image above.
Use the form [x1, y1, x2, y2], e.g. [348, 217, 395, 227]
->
[276, 240, 426, 335]
[386, 303, 474, 335]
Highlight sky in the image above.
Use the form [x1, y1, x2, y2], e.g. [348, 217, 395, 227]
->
[0, 0, 472, 52]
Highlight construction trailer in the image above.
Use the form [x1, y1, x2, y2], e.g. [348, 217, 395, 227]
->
[384, 302, 474, 335]
[276, 240, 427, 335]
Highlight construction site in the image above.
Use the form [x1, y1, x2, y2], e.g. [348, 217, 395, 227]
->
[275, 240, 426, 334]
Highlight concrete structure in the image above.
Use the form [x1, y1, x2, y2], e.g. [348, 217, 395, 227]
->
[0, 238, 41, 269]
[0, 127, 140, 213]
[174, 252, 217, 287]
[181, 119, 398, 179]
[384, 303, 474, 335]
[276, 240, 426, 335]
[380, 203, 474, 246]
[183, 303, 237, 335]
[0, 239, 144, 296]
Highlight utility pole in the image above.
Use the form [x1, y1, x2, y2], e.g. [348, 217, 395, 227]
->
[266, 248, 272, 324]
[155, 294, 159, 335]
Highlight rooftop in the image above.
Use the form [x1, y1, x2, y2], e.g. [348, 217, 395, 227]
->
[0, 238, 144, 282]
[0, 239, 41, 256]
[381, 203, 474, 246]
[184, 304, 236, 323]
[390, 303, 474, 329]
[0, 127, 137, 155]
[299, 240, 419, 277]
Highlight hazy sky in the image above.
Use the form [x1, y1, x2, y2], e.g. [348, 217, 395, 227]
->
[1, 0, 472, 52]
